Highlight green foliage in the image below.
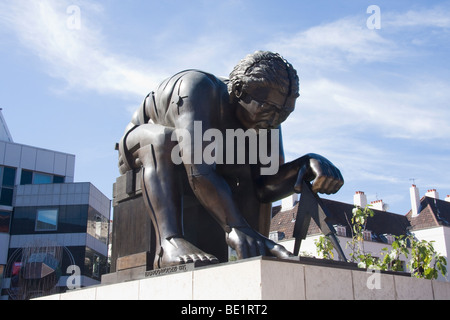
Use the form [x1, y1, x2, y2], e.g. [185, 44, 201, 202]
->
[377, 235, 409, 272]
[346, 205, 374, 268]
[314, 205, 448, 280]
[314, 236, 334, 260]
[408, 238, 447, 280]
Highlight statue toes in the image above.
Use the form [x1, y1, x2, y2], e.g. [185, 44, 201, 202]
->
[180, 255, 194, 264]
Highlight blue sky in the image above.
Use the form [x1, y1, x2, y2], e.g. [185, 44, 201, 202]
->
[1, 0, 449, 216]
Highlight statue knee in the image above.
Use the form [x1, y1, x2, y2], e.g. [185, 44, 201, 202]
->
[122, 125, 177, 168]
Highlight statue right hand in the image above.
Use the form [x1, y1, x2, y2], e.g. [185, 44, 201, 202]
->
[294, 153, 344, 195]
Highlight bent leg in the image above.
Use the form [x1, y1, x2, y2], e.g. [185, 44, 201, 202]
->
[123, 124, 218, 268]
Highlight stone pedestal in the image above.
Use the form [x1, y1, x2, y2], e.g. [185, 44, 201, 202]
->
[110, 170, 155, 272]
[110, 169, 228, 273]
[36, 257, 450, 300]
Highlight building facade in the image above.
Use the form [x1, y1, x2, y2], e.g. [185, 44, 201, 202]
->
[0, 111, 111, 300]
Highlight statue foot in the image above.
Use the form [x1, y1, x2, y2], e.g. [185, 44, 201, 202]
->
[226, 226, 294, 260]
[155, 237, 220, 269]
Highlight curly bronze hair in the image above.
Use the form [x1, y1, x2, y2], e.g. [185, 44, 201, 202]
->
[228, 51, 299, 121]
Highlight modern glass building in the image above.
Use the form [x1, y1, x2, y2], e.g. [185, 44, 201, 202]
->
[0, 110, 111, 300]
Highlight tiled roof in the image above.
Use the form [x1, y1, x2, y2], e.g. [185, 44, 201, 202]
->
[270, 202, 298, 239]
[406, 196, 450, 230]
[270, 198, 412, 243]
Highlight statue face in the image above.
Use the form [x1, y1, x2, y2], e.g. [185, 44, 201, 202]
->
[235, 86, 287, 130]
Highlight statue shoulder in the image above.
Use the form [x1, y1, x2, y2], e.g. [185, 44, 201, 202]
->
[157, 69, 226, 101]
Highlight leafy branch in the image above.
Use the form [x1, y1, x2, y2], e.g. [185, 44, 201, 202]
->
[314, 205, 448, 280]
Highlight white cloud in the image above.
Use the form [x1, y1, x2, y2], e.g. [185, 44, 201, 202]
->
[265, 9, 450, 148]
[0, 0, 248, 100]
[0, 0, 162, 98]
[384, 6, 450, 28]
[284, 76, 450, 142]
[270, 16, 400, 70]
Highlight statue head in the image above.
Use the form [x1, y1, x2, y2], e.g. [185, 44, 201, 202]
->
[228, 51, 300, 128]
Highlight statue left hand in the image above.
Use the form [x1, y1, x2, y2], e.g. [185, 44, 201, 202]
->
[294, 153, 344, 195]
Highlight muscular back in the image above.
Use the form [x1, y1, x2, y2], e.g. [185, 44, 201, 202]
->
[128, 70, 230, 130]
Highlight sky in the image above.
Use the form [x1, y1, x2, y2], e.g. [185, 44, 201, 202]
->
[0, 0, 449, 216]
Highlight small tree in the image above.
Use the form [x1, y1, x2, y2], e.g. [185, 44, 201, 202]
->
[314, 205, 448, 280]
[409, 238, 447, 280]
[346, 205, 376, 268]
[378, 235, 447, 279]
[377, 235, 410, 272]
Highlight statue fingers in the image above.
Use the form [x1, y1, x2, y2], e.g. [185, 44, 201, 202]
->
[311, 175, 328, 193]
[294, 166, 307, 193]
[327, 166, 344, 193]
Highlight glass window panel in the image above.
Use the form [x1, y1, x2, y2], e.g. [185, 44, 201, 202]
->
[0, 211, 11, 233]
[20, 170, 33, 185]
[53, 175, 65, 184]
[33, 173, 53, 184]
[35, 208, 58, 231]
[2, 167, 16, 187]
[0, 188, 13, 206]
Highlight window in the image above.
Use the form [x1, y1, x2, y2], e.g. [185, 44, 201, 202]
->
[95, 215, 102, 238]
[0, 189, 13, 206]
[35, 208, 58, 231]
[363, 230, 372, 241]
[269, 231, 285, 242]
[33, 173, 53, 184]
[383, 234, 395, 245]
[0, 166, 16, 206]
[2, 167, 16, 187]
[0, 211, 11, 233]
[20, 170, 65, 185]
[269, 231, 279, 241]
[335, 225, 347, 237]
[53, 175, 65, 183]
[93, 254, 100, 278]
[20, 170, 33, 185]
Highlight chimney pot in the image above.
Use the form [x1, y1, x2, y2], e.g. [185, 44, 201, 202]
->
[425, 189, 439, 199]
[410, 185, 420, 217]
[354, 191, 367, 208]
[371, 199, 386, 211]
[281, 193, 298, 211]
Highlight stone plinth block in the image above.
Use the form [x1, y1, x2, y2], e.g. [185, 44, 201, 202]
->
[35, 257, 450, 300]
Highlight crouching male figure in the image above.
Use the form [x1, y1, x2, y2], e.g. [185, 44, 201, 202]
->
[118, 51, 344, 269]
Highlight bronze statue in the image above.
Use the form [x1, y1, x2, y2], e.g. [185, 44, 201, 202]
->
[118, 51, 344, 269]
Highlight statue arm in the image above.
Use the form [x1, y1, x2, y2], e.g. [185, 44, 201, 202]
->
[171, 72, 250, 231]
[255, 153, 344, 203]
[255, 155, 311, 203]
